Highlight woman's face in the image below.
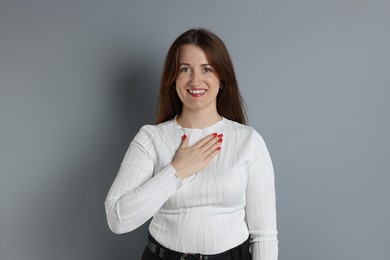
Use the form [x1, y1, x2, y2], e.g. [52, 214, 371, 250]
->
[175, 44, 220, 114]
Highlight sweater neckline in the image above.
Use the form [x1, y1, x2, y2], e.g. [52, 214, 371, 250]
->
[173, 116, 225, 131]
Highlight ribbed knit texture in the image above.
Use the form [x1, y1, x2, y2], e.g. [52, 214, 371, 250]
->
[105, 117, 278, 260]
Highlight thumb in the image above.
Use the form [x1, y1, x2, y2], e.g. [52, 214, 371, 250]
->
[179, 134, 189, 148]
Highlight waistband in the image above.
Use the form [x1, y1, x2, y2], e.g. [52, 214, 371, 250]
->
[147, 233, 250, 260]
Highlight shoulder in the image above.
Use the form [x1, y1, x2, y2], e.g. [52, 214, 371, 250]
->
[223, 118, 271, 162]
[224, 118, 266, 144]
[133, 119, 176, 144]
[223, 120, 273, 168]
[129, 120, 176, 160]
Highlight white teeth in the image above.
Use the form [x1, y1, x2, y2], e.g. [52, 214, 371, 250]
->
[188, 89, 206, 94]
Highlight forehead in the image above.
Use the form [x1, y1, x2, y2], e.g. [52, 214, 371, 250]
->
[179, 44, 210, 63]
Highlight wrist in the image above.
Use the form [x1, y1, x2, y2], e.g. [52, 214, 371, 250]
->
[171, 162, 186, 180]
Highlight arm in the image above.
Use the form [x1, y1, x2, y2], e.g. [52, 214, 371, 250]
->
[245, 130, 278, 260]
[104, 126, 182, 234]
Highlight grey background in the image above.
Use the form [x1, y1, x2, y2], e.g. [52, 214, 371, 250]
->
[0, 0, 389, 259]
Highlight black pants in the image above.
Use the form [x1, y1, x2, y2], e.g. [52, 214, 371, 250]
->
[141, 235, 251, 260]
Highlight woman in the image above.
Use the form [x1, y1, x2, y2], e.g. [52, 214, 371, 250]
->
[105, 28, 278, 260]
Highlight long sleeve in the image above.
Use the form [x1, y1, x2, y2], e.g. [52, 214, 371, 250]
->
[104, 118, 279, 256]
[104, 126, 182, 234]
[245, 131, 278, 260]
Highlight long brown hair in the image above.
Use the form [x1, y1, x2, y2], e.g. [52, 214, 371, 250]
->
[155, 28, 247, 125]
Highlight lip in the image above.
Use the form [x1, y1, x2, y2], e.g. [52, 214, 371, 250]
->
[187, 88, 207, 97]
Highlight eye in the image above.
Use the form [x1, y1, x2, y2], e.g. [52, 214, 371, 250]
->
[202, 67, 213, 73]
[180, 67, 192, 73]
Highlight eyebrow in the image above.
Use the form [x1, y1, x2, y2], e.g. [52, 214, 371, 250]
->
[179, 63, 212, 66]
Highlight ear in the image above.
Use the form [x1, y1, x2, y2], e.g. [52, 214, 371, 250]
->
[219, 80, 225, 89]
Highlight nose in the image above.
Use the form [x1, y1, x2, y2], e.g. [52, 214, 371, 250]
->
[190, 69, 202, 86]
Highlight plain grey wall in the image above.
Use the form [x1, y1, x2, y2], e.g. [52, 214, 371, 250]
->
[1, 0, 389, 259]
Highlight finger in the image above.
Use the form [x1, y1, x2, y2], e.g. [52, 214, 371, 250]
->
[204, 146, 221, 162]
[202, 135, 223, 151]
[179, 134, 189, 149]
[193, 133, 218, 148]
[203, 140, 222, 155]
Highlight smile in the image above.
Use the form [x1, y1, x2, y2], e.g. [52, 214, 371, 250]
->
[187, 89, 207, 96]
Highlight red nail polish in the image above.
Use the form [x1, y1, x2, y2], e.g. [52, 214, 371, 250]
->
[213, 133, 217, 137]
[217, 147, 221, 151]
[218, 139, 223, 143]
[218, 134, 223, 138]
[182, 134, 187, 140]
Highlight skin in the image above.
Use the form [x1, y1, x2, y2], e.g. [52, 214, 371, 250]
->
[175, 44, 221, 124]
[171, 44, 223, 180]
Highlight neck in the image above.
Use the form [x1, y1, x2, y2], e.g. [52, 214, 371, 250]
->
[176, 108, 222, 129]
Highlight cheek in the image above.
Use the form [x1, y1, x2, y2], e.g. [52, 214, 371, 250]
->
[206, 78, 220, 90]
[175, 76, 187, 89]
[175, 83, 186, 102]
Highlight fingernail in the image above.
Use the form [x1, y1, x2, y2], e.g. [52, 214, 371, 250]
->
[218, 134, 223, 138]
[218, 139, 223, 143]
[212, 133, 217, 137]
[217, 147, 221, 151]
[182, 134, 187, 140]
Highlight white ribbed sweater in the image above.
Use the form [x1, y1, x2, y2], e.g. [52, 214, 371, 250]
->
[104, 117, 278, 260]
